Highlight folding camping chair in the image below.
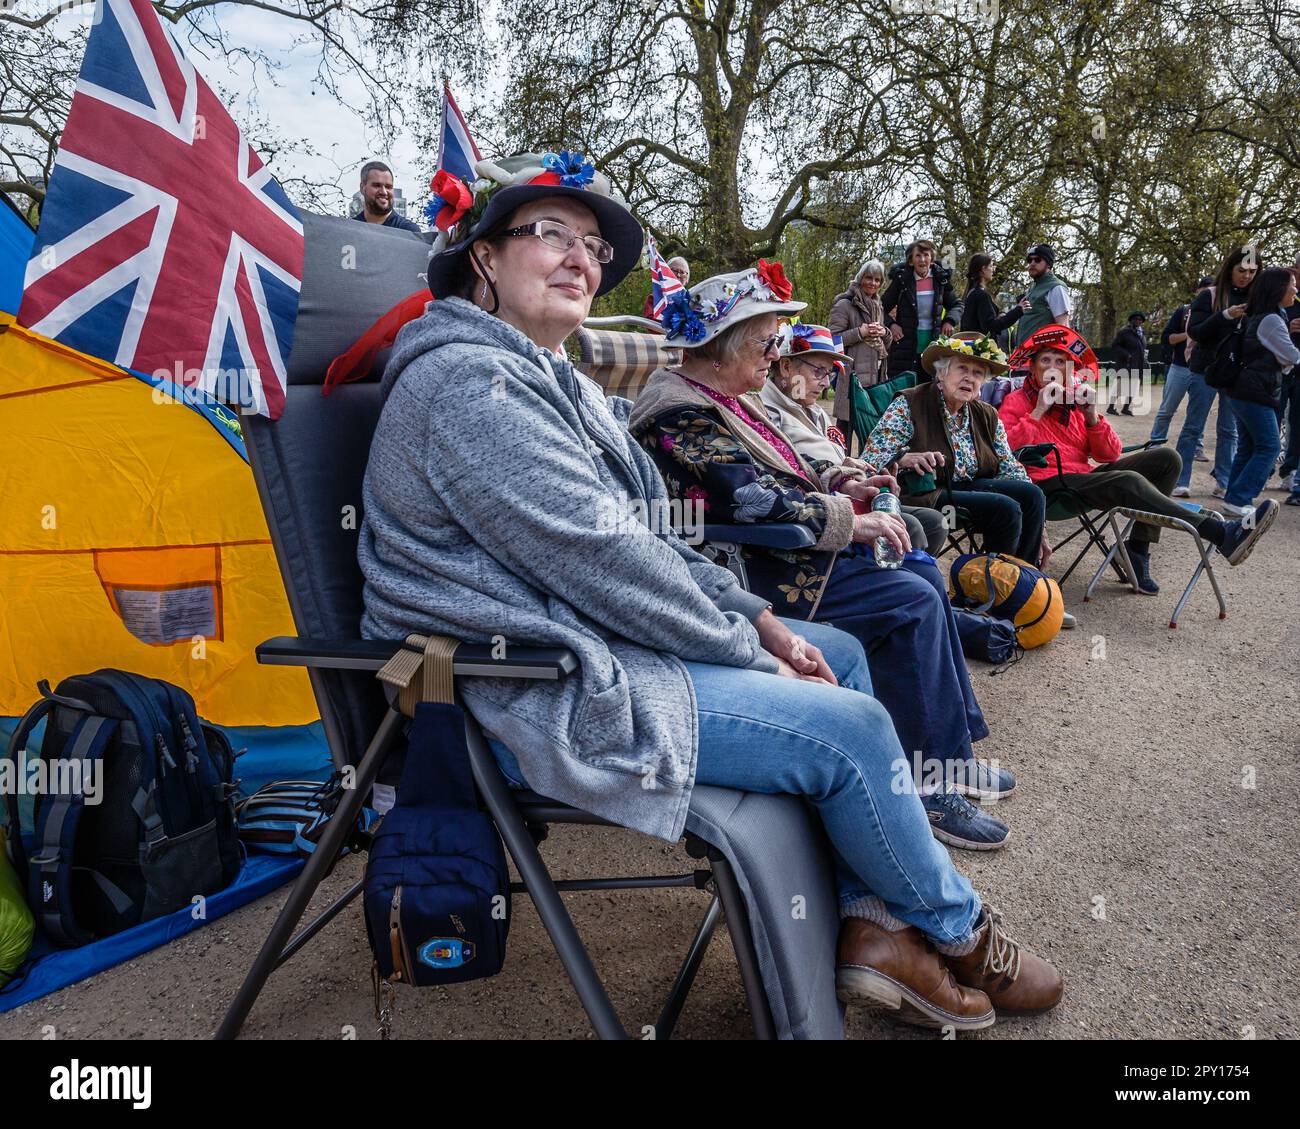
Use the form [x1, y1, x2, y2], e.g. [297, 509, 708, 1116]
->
[215, 364, 845, 1041]
[1016, 439, 1168, 587]
[1081, 506, 1228, 628]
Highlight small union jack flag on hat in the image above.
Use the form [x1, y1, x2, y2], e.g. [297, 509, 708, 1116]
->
[647, 238, 684, 320]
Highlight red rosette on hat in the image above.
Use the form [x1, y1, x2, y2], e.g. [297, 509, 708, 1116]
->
[757, 258, 793, 301]
[427, 169, 473, 232]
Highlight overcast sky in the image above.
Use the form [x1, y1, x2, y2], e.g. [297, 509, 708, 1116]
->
[196, 6, 432, 215]
[38, 3, 449, 218]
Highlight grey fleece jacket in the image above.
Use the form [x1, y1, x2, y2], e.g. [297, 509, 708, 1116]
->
[359, 297, 778, 841]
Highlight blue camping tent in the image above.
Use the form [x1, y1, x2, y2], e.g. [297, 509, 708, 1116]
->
[0, 195, 35, 315]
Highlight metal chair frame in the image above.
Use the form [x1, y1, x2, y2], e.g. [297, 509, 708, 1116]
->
[1015, 440, 1168, 587]
[1083, 507, 1228, 628]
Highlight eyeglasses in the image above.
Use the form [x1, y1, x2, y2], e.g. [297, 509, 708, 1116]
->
[1025, 255, 1044, 264]
[797, 359, 836, 382]
[501, 219, 615, 264]
[751, 334, 780, 355]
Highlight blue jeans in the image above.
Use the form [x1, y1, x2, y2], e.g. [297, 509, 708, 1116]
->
[1223, 397, 1282, 508]
[489, 618, 982, 945]
[1175, 372, 1238, 488]
[1150, 363, 1193, 443]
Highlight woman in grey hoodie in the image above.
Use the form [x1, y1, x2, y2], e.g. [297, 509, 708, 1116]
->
[358, 151, 1062, 1029]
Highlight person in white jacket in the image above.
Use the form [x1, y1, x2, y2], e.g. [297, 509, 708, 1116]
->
[760, 322, 947, 554]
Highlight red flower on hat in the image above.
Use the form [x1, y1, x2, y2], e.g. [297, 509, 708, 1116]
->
[757, 259, 793, 301]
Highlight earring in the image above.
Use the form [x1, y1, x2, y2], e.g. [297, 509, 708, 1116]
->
[480, 280, 489, 302]
[712, 360, 721, 371]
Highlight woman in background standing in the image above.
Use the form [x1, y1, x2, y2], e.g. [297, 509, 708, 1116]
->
[960, 253, 1030, 352]
[828, 259, 890, 436]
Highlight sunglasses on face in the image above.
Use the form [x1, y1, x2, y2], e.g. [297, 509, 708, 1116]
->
[501, 219, 615, 264]
[1026, 256, 1044, 264]
[750, 334, 780, 355]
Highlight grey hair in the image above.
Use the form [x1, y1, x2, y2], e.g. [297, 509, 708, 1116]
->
[933, 354, 995, 382]
[695, 318, 757, 367]
[668, 256, 689, 272]
[855, 258, 886, 284]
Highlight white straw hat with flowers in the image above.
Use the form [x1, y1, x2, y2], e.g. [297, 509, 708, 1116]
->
[660, 260, 806, 346]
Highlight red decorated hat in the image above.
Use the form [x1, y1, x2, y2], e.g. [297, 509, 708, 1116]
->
[1008, 324, 1100, 381]
[426, 150, 644, 299]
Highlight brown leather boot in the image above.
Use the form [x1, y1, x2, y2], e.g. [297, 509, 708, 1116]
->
[836, 918, 995, 1031]
[945, 907, 1064, 1016]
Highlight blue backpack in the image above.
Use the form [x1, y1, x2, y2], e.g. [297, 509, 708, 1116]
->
[237, 776, 378, 858]
[363, 701, 510, 988]
[2, 671, 242, 947]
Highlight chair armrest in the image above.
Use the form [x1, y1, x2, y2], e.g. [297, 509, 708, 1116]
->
[1014, 442, 1064, 478]
[582, 315, 665, 332]
[701, 523, 816, 550]
[255, 637, 578, 681]
[1122, 439, 1165, 452]
[1013, 442, 1054, 469]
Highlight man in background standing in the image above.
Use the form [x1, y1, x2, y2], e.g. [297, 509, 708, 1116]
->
[1014, 244, 1071, 348]
[354, 160, 421, 233]
[1109, 310, 1148, 416]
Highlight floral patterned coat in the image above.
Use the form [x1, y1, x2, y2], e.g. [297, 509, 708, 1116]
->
[627, 368, 857, 619]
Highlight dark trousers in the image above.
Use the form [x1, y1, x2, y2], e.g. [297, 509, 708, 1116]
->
[816, 550, 987, 767]
[1111, 366, 1145, 410]
[1280, 377, 1300, 477]
[1041, 446, 1211, 546]
[948, 477, 1047, 563]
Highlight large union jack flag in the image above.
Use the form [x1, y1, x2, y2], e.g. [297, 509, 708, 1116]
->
[19, 0, 303, 419]
[647, 237, 684, 320]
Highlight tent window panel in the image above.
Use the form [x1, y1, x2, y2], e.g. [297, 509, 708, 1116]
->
[110, 584, 218, 645]
[93, 545, 225, 645]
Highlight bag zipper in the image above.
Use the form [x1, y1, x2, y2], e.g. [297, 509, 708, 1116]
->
[389, 885, 415, 982]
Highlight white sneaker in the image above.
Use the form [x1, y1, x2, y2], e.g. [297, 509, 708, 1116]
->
[1221, 501, 1254, 519]
[1171, 486, 1191, 498]
[1211, 483, 1226, 498]
[1277, 472, 1295, 492]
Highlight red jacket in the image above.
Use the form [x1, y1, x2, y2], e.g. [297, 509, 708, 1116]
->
[998, 385, 1122, 480]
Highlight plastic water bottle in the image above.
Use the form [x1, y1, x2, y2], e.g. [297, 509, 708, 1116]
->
[871, 488, 905, 569]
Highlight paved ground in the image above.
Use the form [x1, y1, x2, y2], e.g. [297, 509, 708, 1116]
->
[2, 408, 1297, 1041]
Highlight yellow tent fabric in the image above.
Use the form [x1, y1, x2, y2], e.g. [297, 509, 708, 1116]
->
[0, 313, 316, 726]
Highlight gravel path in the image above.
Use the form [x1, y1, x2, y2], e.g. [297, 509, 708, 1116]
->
[2, 410, 1296, 1041]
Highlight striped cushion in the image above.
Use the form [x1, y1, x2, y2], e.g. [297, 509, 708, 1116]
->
[575, 328, 680, 400]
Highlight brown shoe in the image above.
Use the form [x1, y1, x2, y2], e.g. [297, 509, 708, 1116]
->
[836, 918, 995, 1031]
[945, 907, 1064, 1016]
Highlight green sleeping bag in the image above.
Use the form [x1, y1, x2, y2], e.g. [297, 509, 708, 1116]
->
[0, 844, 34, 985]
